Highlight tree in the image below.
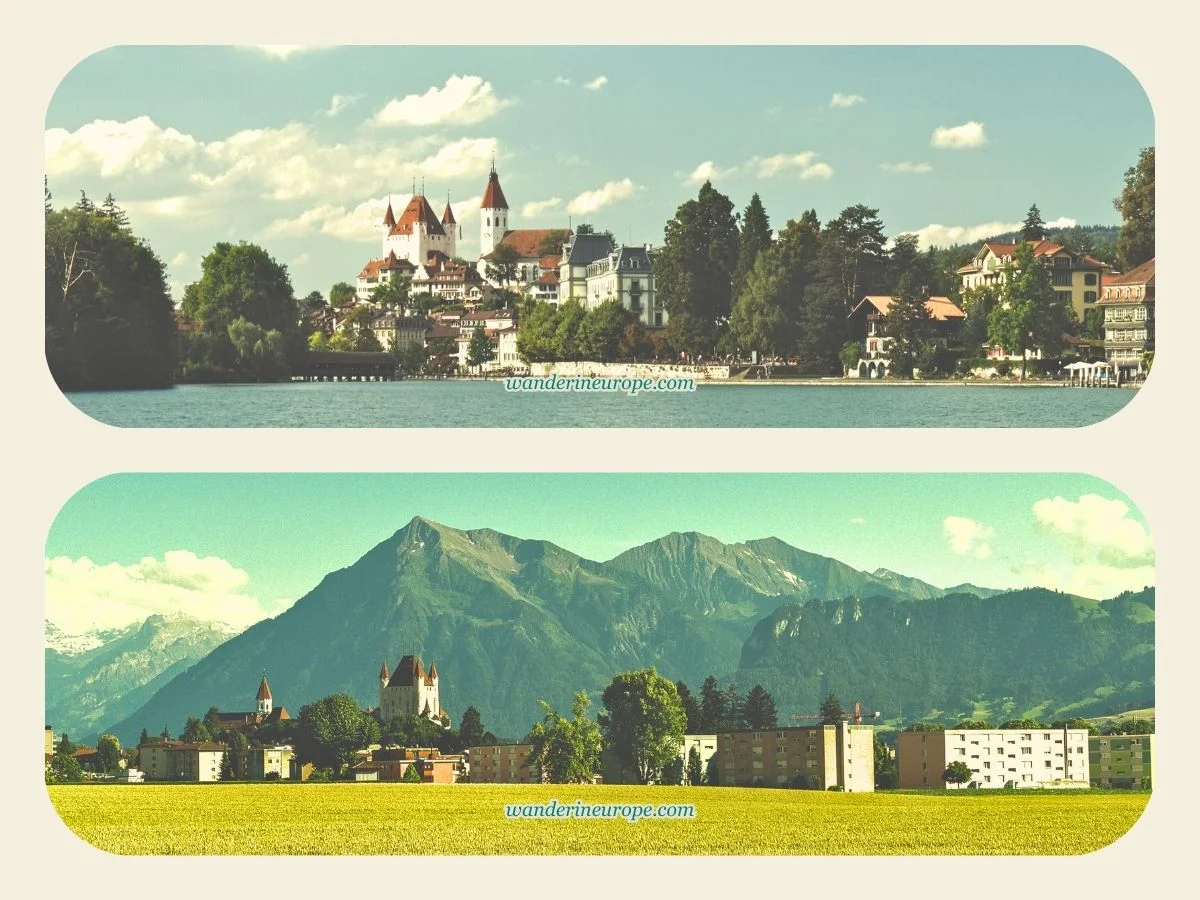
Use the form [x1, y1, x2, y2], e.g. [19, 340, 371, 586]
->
[674, 681, 702, 734]
[839, 340, 862, 375]
[45, 206, 178, 390]
[1021, 204, 1047, 241]
[599, 668, 688, 784]
[537, 230, 571, 257]
[874, 733, 897, 789]
[619, 319, 651, 360]
[95, 735, 122, 774]
[47, 753, 83, 784]
[55, 733, 77, 756]
[905, 722, 943, 732]
[1114, 147, 1154, 270]
[308, 331, 331, 351]
[959, 284, 1001, 352]
[686, 745, 704, 786]
[301, 290, 326, 312]
[987, 241, 1071, 379]
[370, 277, 409, 311]
[75, 190, 96, 214]
[98, 193, 130, 229]
[403, 759, 425, 782]
[819, 693, 845, 725]
[516, 299, 561, 362]
[721, 684, 744, 731]
[655, 181, 740, 355]
[526, 691, 603, 784]
[887, 233, 935, 293]
[466, 325, 495, 372]
[734, 193, 773, 297]
[181, 717, 212, 744]
[1051, 718, 1097, 735]
[553, 300, 587, 360]
[296, 694, 381, 774]
[160, 726, 172, 741]
[999, 719, 1048, 730]
[329, 281, 357, 307]
[741, 684, 778, 729]
[330, 305, 383, 353]
[459, 706, 486, 748]
[45, 175, 52, 215]
[953, 720, 994, 730]
[576, 300, 631, 361]
[727, 248, 793, 357]
[203, 707, 223, 737]
[220, 749, 234, 780]
[942, 760, 973, 787]
[138, 728, 151, 749]
[227, 317, 290, 381]
[390, 335, 427, 376]
[884, 275, 933, 378]
[821, 204, 888, 316]
[699, 676, 725, 733]
[485, 243, 521, 289]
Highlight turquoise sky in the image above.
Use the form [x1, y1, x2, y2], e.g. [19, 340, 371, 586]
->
[44, 46, 1152, 301]
[44, 474, 1155, 634]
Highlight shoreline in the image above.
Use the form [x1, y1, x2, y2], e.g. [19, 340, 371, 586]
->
[693, 379, 1142, 389]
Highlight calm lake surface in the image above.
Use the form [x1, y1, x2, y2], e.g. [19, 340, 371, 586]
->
[65, 381, 1138, 428]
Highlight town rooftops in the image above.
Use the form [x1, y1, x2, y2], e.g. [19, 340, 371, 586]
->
[851, 295, 966, 321]
[1103, 257, 1155, 287]
[563, 232, 617, 267]
[359, 252, 417, 280]
[484, 228, 570, 260]
[959, 239, 1106, 273]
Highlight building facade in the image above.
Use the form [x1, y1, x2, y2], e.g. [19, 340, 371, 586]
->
[1089, 733, 1154, 789]
[380, 192, 459, 266]
[558, 233, 618, 303]
[584, 245, 666, 328]
[897, 728, 1090, 789]
[956, 239, 1106, 323]
[357, 251, 416, 302]
[138, 740, 227, 782]
[467, 744, 536, 783]
[378, 656, 446, 725]
[846, 294, 966, 378]
[1098, 258, 1155, 375]
[234, 745, 294, 781]
[715, 724, 875, 791]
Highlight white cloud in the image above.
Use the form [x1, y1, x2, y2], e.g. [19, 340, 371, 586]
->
[753, 152, 833, 180]
[686, 160, 738, 184]
[291, 253, 311, 267]
[1033, 494, 1154, 568]
[264, 191, 484, 243]
[324, 93, 362, 117]
[44, 552, 292, 635]
[882, 162, 933, 174]
[567, 178, 635, 215]
[554, 76, 572, 86]
[371, 75, 512, 126]
[45, 116, 199, 179]
[931, 121, 987, 149]
[902, 216, 1079, 250]
[943, 516, 996, 560]
[850, 517, 867, 526]
[584, 75, 608, 91]
[169, 251, 189, 267]
[522, 197, 563, 218]
[830, 92, 865, 109]
[242, 45, 322, 60]
[1012, 560, 1154, 601]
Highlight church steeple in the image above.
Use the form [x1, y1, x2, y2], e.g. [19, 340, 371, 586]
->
[480, 163, 509, 257]
[256, 673, 273, 717]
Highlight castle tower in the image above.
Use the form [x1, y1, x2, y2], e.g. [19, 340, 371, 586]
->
[480, 161, 509, 258]
[256, 675, 273, 717]
[442, 195, 458, 259]
[378, 661, 390, 709]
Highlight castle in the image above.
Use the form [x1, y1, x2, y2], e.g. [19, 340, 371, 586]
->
[378, 655, 448, 725]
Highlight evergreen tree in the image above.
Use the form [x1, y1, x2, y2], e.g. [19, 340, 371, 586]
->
[819, 693, 845, 725]
[686, 745, 704, 786]
[466, 325, 495, 372]
[44, 176, 52, 215]
[733, 193, 773, 297]
[1114, 146, 1155, 270]
[219, 749, 234, 780]
[721, 684, 743, 731]
[674, 681, 702, 734]
[1021, 204, 1047, 241]
[884, 274, 934, 378]
[727, 248, 792, 357]
[403, 759, 425, 782]
[699, 675, 725, 733]
[459, 706, 486, 748]
[138, 728, 150, 749]
[99, 193, 130, 229]
[75, 190, 96, 214]
[741, 685, 778, 729]
[821, 204, 888, 316]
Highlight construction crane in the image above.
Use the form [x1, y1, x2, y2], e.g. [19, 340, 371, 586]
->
[791, 699, 881, 726]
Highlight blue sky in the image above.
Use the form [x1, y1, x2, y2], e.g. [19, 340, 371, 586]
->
[44, 474, 1155, 635]
[44, 46, 1152, 302]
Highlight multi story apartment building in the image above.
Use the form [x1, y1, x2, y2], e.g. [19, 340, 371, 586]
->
[584, 245, 666, 328]
[138, 740, 227, 782]
[1089, 733, 1154, 789]
[956, 239, 1106, 323]
[1098, 258, 1155, 376]
[715, 724, 875, 791]
[234, 745, 295, 780]
[897, 728, 1090, 789]
[467, 744, 536, 783]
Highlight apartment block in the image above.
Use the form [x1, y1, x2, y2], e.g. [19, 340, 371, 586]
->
[898, 728, 1090, 789]
[715, 725, 875, 792]
[138, 740, 226, 782]
[467, 744, 536, 784]
[1090, 733, 1154, 789]
[234, 745, 294, 780]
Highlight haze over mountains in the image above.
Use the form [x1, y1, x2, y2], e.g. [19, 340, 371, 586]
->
[61, 517, 1152, 744]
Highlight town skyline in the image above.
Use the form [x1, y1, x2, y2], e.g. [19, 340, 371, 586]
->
[45, 45, 1153, 301]
[45, 473, 1154, 636]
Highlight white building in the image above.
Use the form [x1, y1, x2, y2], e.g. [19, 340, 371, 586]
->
[677, 734, 718, 784]
[357, 251, 416, 302]
[897, 728, 1090, 789]
[584, 244, 665, 328]
[380, 192, 459, 266]
[559, 232, 618, 303]
[456, 325, 522, 374]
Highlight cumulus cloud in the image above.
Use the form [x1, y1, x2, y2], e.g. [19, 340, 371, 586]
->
[584, 75, 608, 91]
[850, 517, 867, 526]
[901, 216, 1077, 250]
[45, 116, 199, 179]
[371, 75, 512, 126]
[567, 178, 635, 215]
[554, 76, 572, 86]
[882, 162, 932, 174]
[1033, 494, 1154, 569]
[522, 197, 563, 218]
[830, 92, 865, 108]
[169, 251, 189, 267]
[931, 121, 987, 149]
[324, 93, 362, 117]
[265, 191, 483, 243]
[686, 160, 738, 184]
[1012, 560, 1154, 601]
[943, 516, 996, 560]
[45, 552, 292, 635]
[753, 152, 833, 180]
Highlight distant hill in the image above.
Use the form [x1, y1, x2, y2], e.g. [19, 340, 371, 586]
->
[101, 518, 1000, 743]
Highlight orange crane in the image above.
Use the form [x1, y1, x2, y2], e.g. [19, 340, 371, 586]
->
[791, 699, 881, 726]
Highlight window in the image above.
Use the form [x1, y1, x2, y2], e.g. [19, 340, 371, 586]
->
[1085, 273, 1097, 286]
[1053, 270, 1072, 286]
[1084, 291, 1097, 303]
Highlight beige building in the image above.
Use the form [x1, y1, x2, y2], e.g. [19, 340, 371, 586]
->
[1099, 258, 1155, 375]
[1090, 733, 1154, 789]
[234, 745, 294, 780]
[584, 245, 666, 328]
[898, 728, 1090, 789]
[715, 724, 875, 791]
[956, 239, 1106, 323]
[467, 744, 536, 784]
[138, 740, 226, 782]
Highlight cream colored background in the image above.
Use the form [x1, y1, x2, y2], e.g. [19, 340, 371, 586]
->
[3, 1, 1194, 894]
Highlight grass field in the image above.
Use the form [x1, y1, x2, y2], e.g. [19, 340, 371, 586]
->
[47, 783, 1150, 856]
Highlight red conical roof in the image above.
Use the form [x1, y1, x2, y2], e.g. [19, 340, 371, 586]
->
[442, 203, 456, 226]
[428, 660, 439, 679]
[379, 662, 390, 680]
[481, 169, 508, 210]
[382, 200, 396, 228]
[256, 676, 272, 701]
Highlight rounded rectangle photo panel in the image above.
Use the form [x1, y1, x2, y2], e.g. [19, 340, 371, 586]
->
[46, 45, 1153, 428]
[44, 473, 1153, 855]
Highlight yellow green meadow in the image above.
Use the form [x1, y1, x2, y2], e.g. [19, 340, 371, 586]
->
[47, 783, 1149, 856]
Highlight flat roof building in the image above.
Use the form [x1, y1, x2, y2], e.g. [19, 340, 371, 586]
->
[1090, 733, 1153, 789]
[898, 728, 1090, 789]
[715, 724, 875, 792]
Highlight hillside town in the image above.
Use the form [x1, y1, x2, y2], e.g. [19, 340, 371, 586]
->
[45, 660, 1154, 793]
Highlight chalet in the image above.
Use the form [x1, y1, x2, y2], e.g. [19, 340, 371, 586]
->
[846, 294, 966, 378]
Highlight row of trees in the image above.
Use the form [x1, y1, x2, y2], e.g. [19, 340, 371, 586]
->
[516, 299, 658, 363]
[44, 732, 126, 783]
[905, 715, 1153, 736]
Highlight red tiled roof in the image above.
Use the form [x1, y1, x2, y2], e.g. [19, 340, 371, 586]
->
[382, 201, 396, 228]
[486, 229, 568, 260]
[442, 203, 456, 225]
[540, 254, 561, 269]
[359, 253, 416, 280]
[481, 170, 509, 210]
[537, 271, 560, 286]
[256, 677, 272, 701]
[1105, 258, 1155, 286]
[855, 295, 966, 321]
[390, 195, 446, 237]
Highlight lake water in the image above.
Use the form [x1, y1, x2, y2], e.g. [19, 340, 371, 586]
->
[65, 381, 1139, 428]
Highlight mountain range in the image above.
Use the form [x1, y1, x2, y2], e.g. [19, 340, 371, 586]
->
[77, 517, 1151, 744]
